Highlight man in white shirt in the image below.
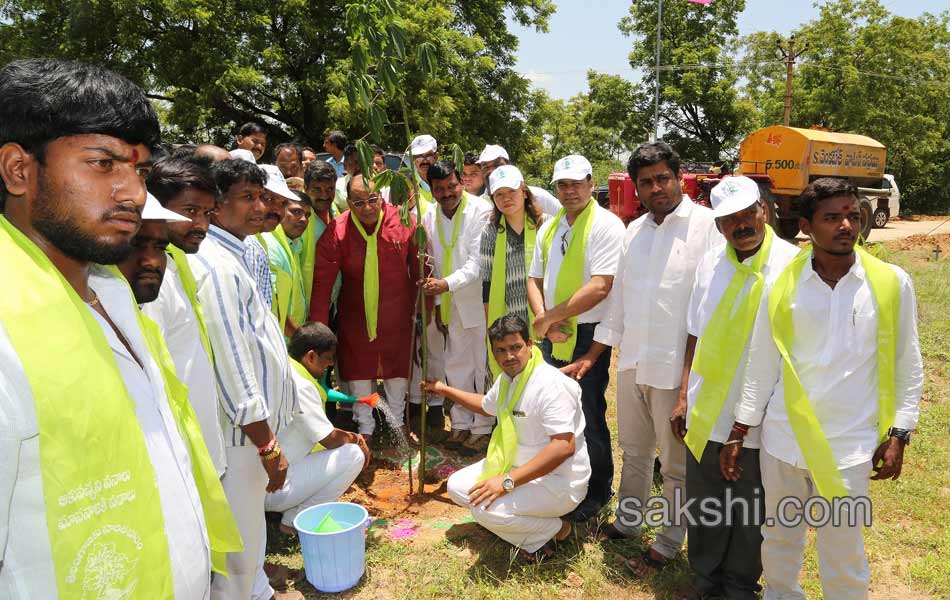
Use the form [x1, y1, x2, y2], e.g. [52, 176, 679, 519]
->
[726, 177, 924, 600]
[252, 322, 369, 600]
[0, 58, 212, 598]
[420, 159, 493, 451]
[427, 315, 591, 561]
[567, 143, 721, 569]
[668, 177, 799, 599]
[142, 157, 228, 476]
[477, 144, 561, 216]
[527, 154, 625, 522]
[193, 157, 297, 599]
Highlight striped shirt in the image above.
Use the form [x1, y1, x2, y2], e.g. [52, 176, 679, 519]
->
[189, 226, 296, 446]
[244, 236, 273, 309]
[480, 219, 540, 326]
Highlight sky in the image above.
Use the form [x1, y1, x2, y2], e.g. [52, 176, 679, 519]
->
[512, 0, 948, 99]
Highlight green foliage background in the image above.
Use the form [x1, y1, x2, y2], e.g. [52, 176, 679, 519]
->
[1, 0, 947, 212]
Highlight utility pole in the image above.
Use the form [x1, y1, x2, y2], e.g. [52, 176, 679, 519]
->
[653, 0, 663, 141]
[777, 35, 807, 127]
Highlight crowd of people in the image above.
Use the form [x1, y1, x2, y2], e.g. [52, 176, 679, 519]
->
[0, 57, 924, 600]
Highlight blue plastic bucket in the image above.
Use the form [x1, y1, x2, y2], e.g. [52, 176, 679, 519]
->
[294, 502, 372, 593]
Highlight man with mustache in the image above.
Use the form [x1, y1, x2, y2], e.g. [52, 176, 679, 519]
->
[668, 177, 799, 600]
[0, 58, 238, 598]
[527, 154, 625, 523]
[191, 157, 297, 598]
[258, 165, 306, 337]
[141, 157, 228, 477]
[566, 143, 721, 573]
[726, 177, 923, 600]
[408, 134, 438, 216]
[236, 121, 268, 162]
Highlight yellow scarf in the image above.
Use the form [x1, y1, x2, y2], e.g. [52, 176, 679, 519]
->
[350, 210, 383, 341]
[436, 193, 468, 324]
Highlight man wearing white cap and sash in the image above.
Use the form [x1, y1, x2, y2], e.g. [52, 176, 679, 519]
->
[726, 177, 923, 600]
[408, 133, 439, 216]
[477, 143, 561, 216]
[0, 58, 239, 598]
[143, 157, 229, 478]
[669, 176, 798, 600]
[429, 314, 590, 562]
[420, 159, 493, 451]
[527, 154, 625, 522]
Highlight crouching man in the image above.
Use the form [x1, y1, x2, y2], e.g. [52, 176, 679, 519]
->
[425, 314, 591, 561]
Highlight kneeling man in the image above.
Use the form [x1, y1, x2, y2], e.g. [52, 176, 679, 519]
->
[427, 314, 591, 560]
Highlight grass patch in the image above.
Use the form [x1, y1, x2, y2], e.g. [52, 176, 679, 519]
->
[273, 248, 950, 599]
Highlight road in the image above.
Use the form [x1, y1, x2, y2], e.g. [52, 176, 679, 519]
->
[866, 217, 950, 242]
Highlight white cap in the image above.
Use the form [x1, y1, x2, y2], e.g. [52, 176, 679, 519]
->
[410, 134, 438, 156]
[478, 144, 509, 164]
[142, 192, 191, 222]
[229, 148, 256, 163]
[710, 176, 760, 218]
[488, 165, 524, 194]
[551, 154, 592, 183]
[259, 164, 299, 202]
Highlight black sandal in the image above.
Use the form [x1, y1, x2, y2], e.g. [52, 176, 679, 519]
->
[624, 548, 668, 578]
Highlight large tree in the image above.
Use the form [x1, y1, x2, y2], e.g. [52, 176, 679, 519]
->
[0, 0, 553, 154]
[743, 0, 950, 213]
[619, 0, 757, 162]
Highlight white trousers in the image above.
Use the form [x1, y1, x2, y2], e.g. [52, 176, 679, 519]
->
[211, 445, 267, 600]
[409, 319, 445, 406]
[447, 460, 580, 553]
[443, 318, 492, 434]
[613, 368, 686, 558]
[760, 451, 872, 600]
[344, 378, 408, 435]
[251, 443, 365, 600]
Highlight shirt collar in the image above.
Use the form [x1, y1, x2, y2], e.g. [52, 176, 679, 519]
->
[801, 248, 866, 283]
[208, 225, 246, 259]
[647, 194, 693, 226]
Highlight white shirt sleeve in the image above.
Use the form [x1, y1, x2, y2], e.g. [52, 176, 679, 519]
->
[686, 253, 710, 338]
[0, 326, 27, 565]
[528, 219, 552, 280]
[592, 227, 631, 348]
[892, 267, 924, 430]
[481, 379, 501, 416]
[445, 206, 489, 293]
[587, 213, 625, 277]
[290, 369, 335, 444]
[539, 377, 578, 437]
[734, 293, 782, 427]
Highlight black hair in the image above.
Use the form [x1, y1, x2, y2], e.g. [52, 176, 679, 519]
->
[342, 144, 358, 160]
[464, 152, 479, 166]
[274, 142, 302, 160]
[0, 58, 161, 204]
[372, 144, 384, 157]
[211, 158, 266, 196]
[426, 159, 461, 186]
[488, 314, 530, 345]
[304, 160, 337, 186]
[302, 146, 316, 154]
[238, 122, 267, 137]
[288, 321, 338, 360]
[627, 141, 681, 181]
[169, 144, 198, 159]
[799, 177, 859, 221]
[325, 130, 347, 150]
[147, 157, 217, 205]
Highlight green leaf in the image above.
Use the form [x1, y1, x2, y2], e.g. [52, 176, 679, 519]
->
[372, 169, 395, 191]
[352, 44, 368, 75]
[379, 60, 399, 97]
[413, 225, 428, 247]
[416, 42, 439, 79]
[355, 140, 375, 180]
[390, 172, 410, 206]
[445, 143, 465, 177]
[388, 23, 407, 60]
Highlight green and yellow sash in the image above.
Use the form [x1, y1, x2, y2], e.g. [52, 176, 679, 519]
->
[481, 345, 544, 480]
[685, 226, 774, 461]
[0, 217, 241, 597]
[350, 211, 383, 341]
[487, 217, 537, 377]
[437, 193, 468, 324]
[540, 199, 595, 361]
[299, 214, 319, 309]
[167, 244, 213, 364]
[768, 245, 900, 500]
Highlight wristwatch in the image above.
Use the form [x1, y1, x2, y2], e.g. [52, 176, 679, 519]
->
[888, 427, 912, 445]
[502, 474, 515, 492]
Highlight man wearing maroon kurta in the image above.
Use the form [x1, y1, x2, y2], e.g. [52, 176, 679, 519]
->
[310, 174, 427, 442]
